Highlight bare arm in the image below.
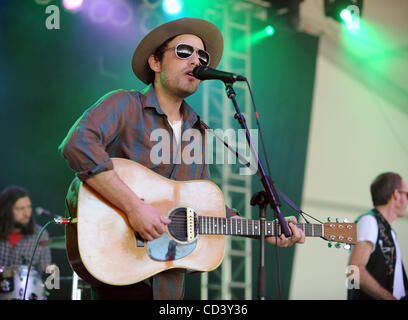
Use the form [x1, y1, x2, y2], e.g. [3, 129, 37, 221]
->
[85, 169, 170, 241]
[348, 241, 396, 300]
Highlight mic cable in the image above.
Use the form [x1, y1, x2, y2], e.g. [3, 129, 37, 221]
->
[244, 79, 284, 300]
[23, 217, 72, 300]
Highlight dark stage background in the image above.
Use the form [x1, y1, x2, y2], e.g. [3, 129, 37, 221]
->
[0, 0, 318, 300]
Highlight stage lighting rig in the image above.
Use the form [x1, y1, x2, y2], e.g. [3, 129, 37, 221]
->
[324, 0, 363, 29]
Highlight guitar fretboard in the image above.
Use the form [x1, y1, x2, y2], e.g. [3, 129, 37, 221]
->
[198, 216, 323, 238]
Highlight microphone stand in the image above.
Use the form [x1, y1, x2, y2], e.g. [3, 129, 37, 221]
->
[223, 82, 291, 300]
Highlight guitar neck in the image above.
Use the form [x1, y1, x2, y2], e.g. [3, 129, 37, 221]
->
[198, 216, 323, 238]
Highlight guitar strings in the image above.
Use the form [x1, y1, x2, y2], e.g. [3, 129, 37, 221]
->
[168, 217, 315, 228]
[166, 220, 321, 237]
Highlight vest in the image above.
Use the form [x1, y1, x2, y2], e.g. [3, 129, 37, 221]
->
[348, 209, 396, 300]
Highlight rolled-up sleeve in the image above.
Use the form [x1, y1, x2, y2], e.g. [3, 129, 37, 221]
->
[58, 90, 132, 181]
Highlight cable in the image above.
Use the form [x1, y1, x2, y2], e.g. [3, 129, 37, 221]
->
[245, 80, 273, 179]
[273, 211, 283, 300]
[245, 79, 331, 299]
[23, 219, 54, 300]
[23, 217, 71, 300]
[245, 79, 284, 300]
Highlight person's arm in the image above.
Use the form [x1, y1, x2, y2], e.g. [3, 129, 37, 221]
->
[59, 90, 170, 241]
[348, 241, 396, 300]
[85, 169, 170, 241]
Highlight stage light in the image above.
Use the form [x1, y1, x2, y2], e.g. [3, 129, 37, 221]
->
[63, 0, 83, 11]
[162, 0, 183, 15]
[264, 0, 303, 29]
[324, 0, 362, 30]
[340, 7, 360, 30]
[340, 8, 352, 22]
[265, 25, 275, 36]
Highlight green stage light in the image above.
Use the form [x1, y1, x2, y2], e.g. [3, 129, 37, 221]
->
[324, 1, 362, 31]
[340, 8, 352, 22]
[234, 25, 276, 51]
[340, 7, 360, 30]
[265, 25, 275, 36]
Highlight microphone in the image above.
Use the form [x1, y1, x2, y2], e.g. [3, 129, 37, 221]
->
[193, 66, 247, 83]
[35, 206, 69, 224]
[35, 206, 53, 217]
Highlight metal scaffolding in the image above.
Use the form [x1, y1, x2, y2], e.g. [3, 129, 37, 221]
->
[200, 0, 269, 300]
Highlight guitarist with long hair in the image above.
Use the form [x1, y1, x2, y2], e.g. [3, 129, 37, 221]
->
[59, 17, 305, 300]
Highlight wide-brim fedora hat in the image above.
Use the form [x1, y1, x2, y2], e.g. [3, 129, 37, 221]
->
[132, 17, 223, 84]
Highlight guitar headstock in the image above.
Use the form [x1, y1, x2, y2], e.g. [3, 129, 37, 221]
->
[323, 219, 357, 246]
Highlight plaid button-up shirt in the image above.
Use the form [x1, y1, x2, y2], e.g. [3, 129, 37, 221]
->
[59, 84, 238, 299]
[0, 226, 51, 273]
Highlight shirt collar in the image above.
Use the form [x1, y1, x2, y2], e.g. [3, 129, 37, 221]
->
[140, 84, 201, 129]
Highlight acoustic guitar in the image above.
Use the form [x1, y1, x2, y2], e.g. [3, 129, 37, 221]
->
[65, 158, 357, 286]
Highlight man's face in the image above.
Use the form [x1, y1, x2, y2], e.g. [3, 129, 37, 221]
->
[153, 34, 205, 98]
[396, 179, 408, 218]
[12, 196, 32, 229]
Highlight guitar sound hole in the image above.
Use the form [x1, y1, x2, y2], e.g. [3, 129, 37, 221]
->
[168, 208, 198, 242]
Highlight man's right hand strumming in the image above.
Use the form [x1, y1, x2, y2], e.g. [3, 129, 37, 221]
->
[85, 169, 171, 241]
[129, 200, 171, 241]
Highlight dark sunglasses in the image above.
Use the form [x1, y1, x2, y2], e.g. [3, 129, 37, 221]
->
[166, 43, 210, 66]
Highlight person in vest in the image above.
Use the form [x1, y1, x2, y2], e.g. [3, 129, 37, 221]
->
[348, 172, 408, 300]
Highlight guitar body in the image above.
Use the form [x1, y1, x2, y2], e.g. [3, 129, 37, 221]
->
[65, 158, 226, 286]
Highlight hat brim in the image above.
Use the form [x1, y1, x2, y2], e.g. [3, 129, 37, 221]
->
[132, 17, 223, 84]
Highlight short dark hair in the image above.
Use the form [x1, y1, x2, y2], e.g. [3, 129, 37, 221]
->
[146, 35, 178, 84]
[370, 172, 402, 206]
[0, 185, 35, 239]
[152, 35, 178, 62]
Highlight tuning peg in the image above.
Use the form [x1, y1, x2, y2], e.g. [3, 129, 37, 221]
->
[343, 244, 351, 251]
[328, 241, 332, 248]
[335, 242, 341, 249]
[335, 218, 339, 222]
[327, 217, 331, 222]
